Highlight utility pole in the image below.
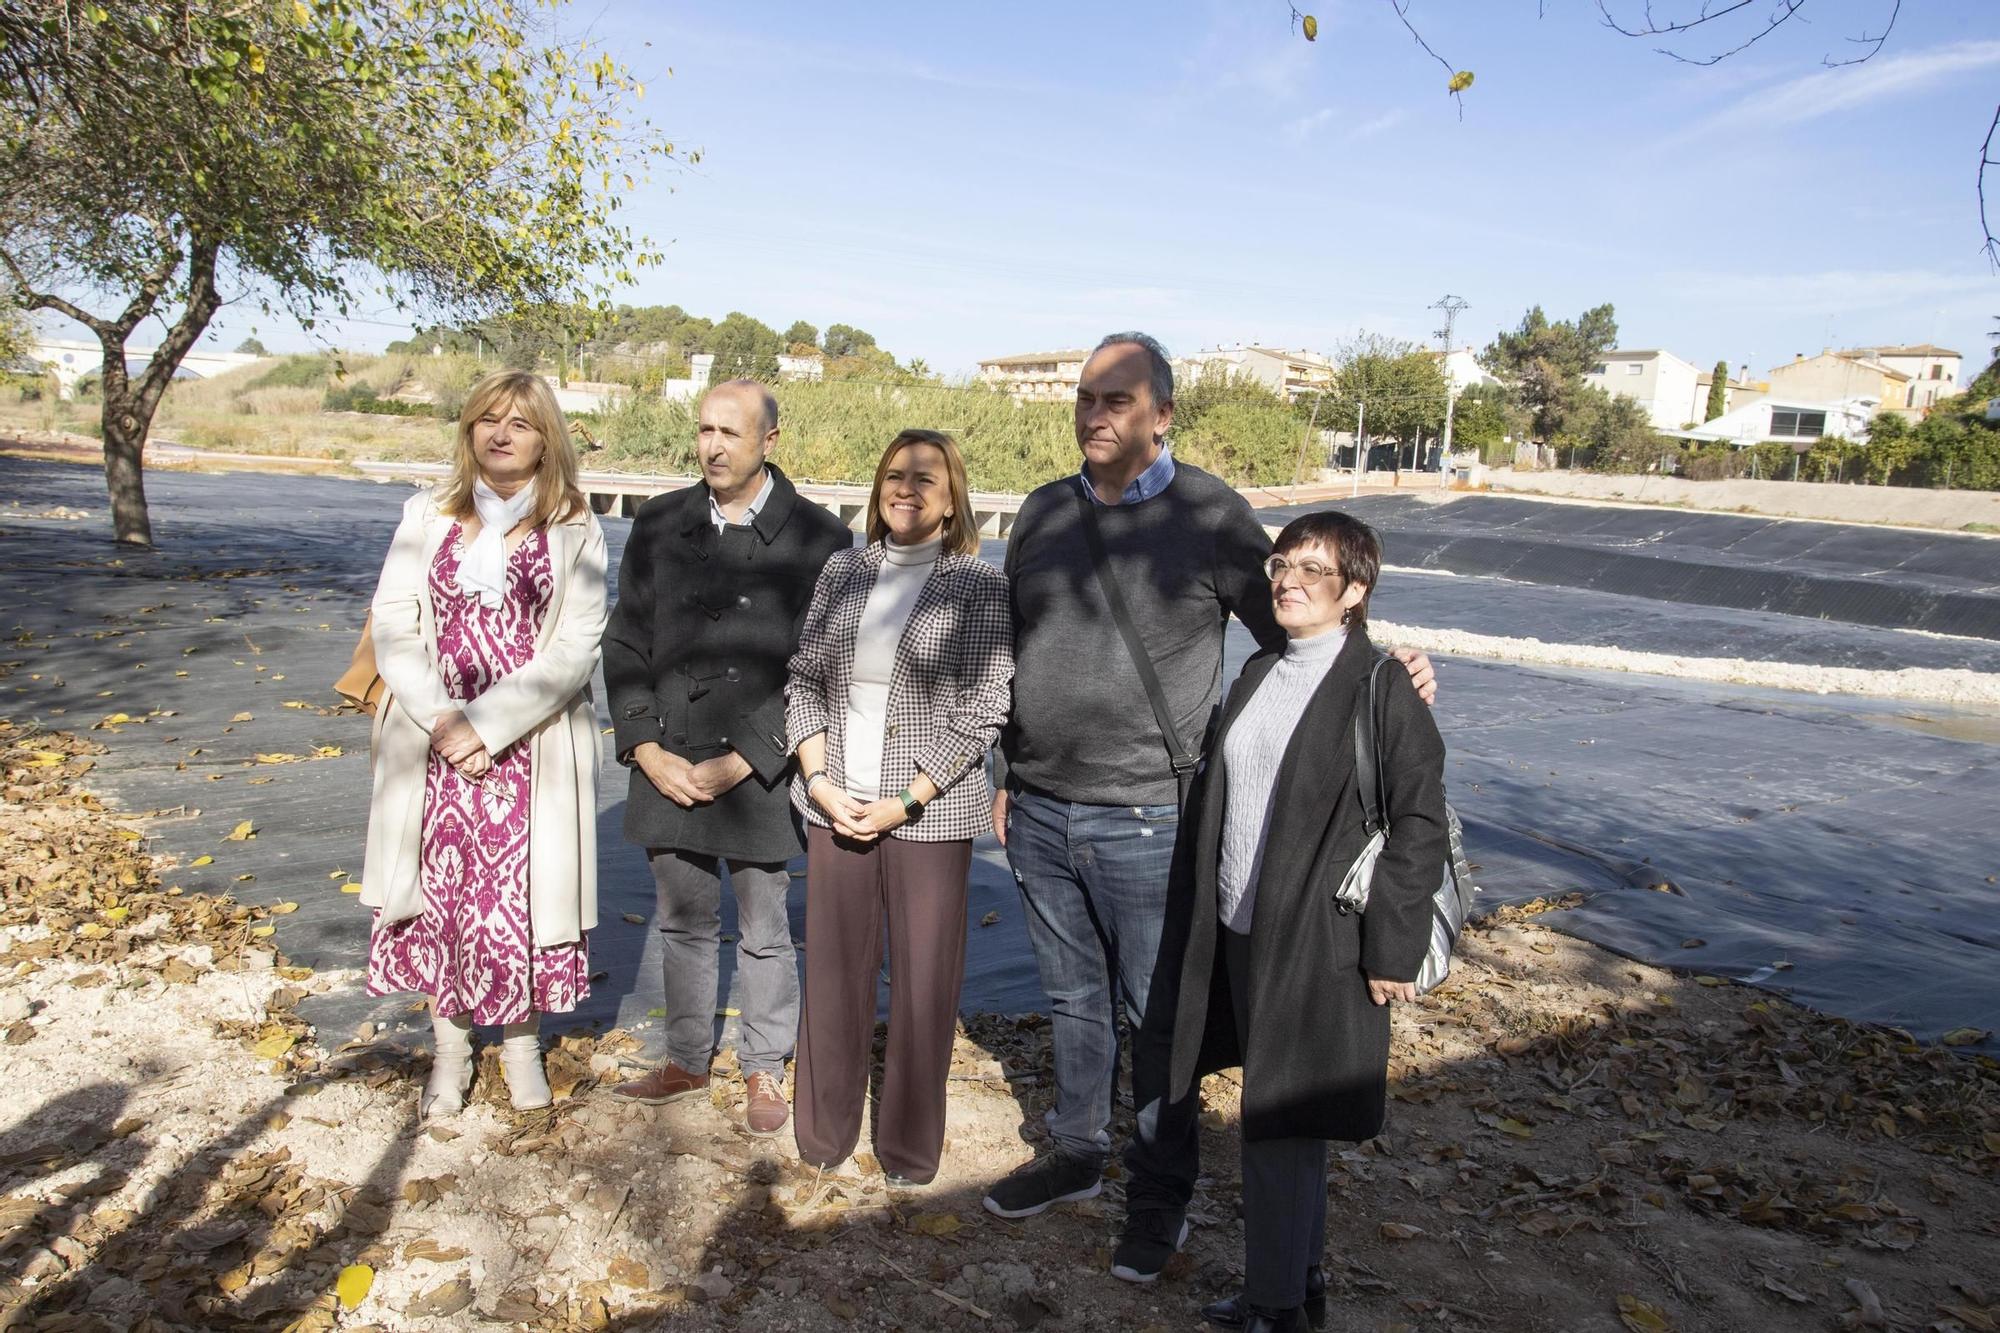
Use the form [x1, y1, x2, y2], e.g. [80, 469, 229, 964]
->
[1430, 294, 1470, 489]
[1352, 399, 1366, 497]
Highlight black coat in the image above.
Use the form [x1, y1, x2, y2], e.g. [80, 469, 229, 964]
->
[1162, 628, 1448, 1143]
[602, 466, 854, 862]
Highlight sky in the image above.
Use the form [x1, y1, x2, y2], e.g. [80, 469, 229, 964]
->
[184, 0, 2000, 384]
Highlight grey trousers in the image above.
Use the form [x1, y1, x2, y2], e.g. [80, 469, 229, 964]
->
[649, 849, 797, 1078]
[1225, 926, 1330, 1310]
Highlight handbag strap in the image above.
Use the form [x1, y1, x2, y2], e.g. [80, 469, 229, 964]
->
[1075, 485, 1198, 805]
[1352, 652, 1392, 834]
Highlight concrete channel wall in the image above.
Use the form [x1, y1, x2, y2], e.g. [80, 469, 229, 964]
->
[1473, 468, 2000, 532]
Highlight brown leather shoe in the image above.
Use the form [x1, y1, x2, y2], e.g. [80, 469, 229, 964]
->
[611, 1060, 709, 1105]
[744, 1070, 788, 1135]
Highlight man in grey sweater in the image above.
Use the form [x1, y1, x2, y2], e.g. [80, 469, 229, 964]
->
[982, 332, 1435, 1287]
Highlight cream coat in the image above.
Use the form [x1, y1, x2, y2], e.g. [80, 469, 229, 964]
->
[361, 488, 607, 948]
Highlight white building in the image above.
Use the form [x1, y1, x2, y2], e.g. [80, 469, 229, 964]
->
[1582, 349, 1704, 431]
[1673, 395, 1876, 447]
[1430, 347, 1500, 395]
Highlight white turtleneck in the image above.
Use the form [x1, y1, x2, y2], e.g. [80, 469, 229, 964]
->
[844, 533, 944, 800]
[1217, 624, 1349, 932]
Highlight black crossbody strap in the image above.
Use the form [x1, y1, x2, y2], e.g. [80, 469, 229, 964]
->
[1076, 486, 1198, 806]
[1353, 653, 1392, 834]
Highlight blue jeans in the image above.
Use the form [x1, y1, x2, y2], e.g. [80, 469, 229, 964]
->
[1005, 789, 1199, 1213]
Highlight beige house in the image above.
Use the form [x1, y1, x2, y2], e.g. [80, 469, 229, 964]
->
[1691, 368, 1766, 423]
[1764, 352, 1908, 415]
[1836, 344, 1961, 411]
[976, 349, 1089, 402]
[1582, 349, 1704, 430]
[1175, 345, 1336, 403]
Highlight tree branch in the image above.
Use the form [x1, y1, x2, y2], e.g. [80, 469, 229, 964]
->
[0, 247, 108, 334]
[1824, 0, 1899, 69]
[135, 234, 222, 408]
[1595, 0, 1810, 67]
[1386, 0, 1467, 119]
[1981, 103, 2000, 270]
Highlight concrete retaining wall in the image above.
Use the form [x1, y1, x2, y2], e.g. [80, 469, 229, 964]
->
[1474, 468, 2000, 532]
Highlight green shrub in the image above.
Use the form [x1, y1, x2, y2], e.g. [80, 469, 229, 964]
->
[1173, 400, 1308, 486]
[251, 355, 335, 390]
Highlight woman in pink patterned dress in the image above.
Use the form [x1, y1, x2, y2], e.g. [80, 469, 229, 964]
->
[360, 371, 607, 1117]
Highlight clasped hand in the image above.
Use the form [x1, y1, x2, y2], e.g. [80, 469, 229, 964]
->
[808, 778, 907, 842]
[431, 710, 492, 779]
[634, 743, 752, 808]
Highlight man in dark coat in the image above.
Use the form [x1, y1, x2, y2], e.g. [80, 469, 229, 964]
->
[602, 379, 853, 1135]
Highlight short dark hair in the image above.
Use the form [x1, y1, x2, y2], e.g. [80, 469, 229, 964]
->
[1094, 331, 1174, 407]
[1272, 510, 1381, 631]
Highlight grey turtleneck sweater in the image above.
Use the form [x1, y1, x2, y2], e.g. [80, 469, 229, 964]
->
[1217, 625, 1350, 931]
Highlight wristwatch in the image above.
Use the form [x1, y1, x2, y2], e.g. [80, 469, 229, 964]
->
[898, 786, 923, 818]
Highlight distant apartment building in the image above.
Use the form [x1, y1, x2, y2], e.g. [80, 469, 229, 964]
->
[977, 343, 1335, 404]
[976, 350, 1089, 402]
[1176, 345, 1336, 403]
[1582, 349, 1704, 431]
[1836, 344, 1960, 411]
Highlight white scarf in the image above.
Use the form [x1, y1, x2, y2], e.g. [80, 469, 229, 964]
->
[458, 479, 538, 608]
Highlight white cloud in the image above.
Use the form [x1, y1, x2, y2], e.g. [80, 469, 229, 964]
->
[1668, 267, 1972, 315]
[1687, 40, 2000, 137]
[1343, 108, 1409, 142]
[1284, 107, 1338, 141]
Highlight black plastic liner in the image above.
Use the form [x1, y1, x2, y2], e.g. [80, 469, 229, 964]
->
[1265, 495, 2000, 640]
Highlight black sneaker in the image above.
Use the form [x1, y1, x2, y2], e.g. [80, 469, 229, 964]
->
[981, 1153, 1102, 1219]
[1110, 1207, 1190, 1283]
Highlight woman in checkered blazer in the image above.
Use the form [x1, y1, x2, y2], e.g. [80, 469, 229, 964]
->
[785, 429, 1015, 1185]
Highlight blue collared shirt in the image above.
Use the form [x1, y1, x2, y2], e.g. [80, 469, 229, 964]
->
[709, 466, 773, 531]
[1081, 442, 1176, 506]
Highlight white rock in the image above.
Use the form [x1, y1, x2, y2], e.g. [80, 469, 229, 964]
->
[0, 992, 30, 1023]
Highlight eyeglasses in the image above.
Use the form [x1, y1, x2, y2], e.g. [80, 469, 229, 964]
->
[1262, 556, 1339, 585]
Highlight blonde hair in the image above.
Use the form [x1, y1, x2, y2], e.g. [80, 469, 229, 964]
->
[865, 429, 978, 557]
[437, 370, 587, 527]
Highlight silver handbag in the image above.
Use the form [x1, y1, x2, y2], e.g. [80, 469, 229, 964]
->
[1334, 656, 1477, 994]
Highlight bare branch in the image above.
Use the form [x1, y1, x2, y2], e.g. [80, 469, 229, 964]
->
[1823, 0, 1899, 68]
[1595, 0, 1810, 67]
[1981, 103, 2000, 270]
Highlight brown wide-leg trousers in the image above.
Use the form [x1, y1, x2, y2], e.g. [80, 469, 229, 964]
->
[793, 826, 972, 1182]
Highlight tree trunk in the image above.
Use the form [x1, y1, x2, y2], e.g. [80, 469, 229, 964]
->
[100, 393, 153, 546]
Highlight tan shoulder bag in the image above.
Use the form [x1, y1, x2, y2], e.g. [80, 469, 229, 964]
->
[333, 612, 388, 714]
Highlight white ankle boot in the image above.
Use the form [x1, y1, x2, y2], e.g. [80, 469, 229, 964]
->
[423, 1013, 474, 1118]
[501, 1017, 551, 1111]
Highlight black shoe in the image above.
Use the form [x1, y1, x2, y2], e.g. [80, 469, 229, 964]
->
[1243, 1307, 1309, 1333]
[1202, 1267, 1327, 1329]
[981, 1153, 1102, 1219]
[1110, 1207, 1190, 1283]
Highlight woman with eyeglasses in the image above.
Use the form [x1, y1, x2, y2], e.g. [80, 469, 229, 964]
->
[1159, 511, 1448, 1333]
